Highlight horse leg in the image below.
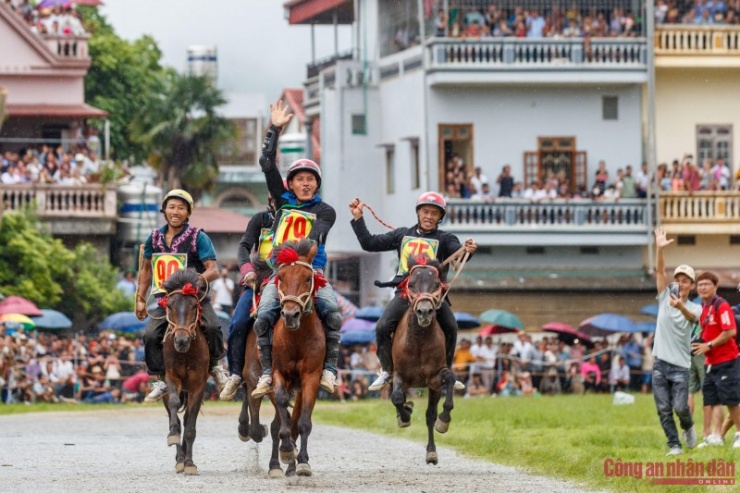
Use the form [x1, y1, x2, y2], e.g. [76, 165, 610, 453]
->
[237, 391, 251, 442]
[294, 379, 317, 477]
[182, 389, 204, 475]
[285, 393, 301, 477]
[426, 388, 442, 465]
[391, 373, 413, 427]
[267, 411, 283, 479]
[273, 376, 297, 465]
[163, 391, 184, 473]
[248, 393, 268, 442]
[435, 368, 455, 434]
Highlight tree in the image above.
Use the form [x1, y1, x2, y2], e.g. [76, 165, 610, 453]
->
[129, 72, 235, 199]
[82, 8, 166, 162]
[0, 211, 131, 326]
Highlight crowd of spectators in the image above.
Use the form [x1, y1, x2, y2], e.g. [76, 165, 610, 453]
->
[4, 1, 87, 36]
[452, 332, 655, 398]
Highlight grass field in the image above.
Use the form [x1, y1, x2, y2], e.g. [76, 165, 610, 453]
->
[3, 394, 738, 492]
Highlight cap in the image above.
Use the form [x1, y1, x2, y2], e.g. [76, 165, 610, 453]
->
[673, 264, 695, 282]
[74, 153, 85, 162]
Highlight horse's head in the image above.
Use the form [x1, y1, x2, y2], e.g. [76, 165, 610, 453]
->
[161, 269, 207, 353]
[405, 255, 445, 328]
[274, 239, 318, 331]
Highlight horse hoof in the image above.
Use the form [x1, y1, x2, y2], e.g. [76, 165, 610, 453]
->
[397, 416, 411, 428]
[268, 468, 283, 479]
[296, 463, 312, 477]
[184, 464, 198, 476]
[426, 451, 439, 465]
[435, 417, 450, 434]
[405, 401, 414, 411]
[279, 448, 297, 464]
[239, 432, 251, 442]
[167, 434, 180, 447]
[175, 462, 184, 473]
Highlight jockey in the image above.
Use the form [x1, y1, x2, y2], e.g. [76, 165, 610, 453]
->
[349, 192, 478, 391]
[135, 189, 229, 402]
[219, 192, 277, 400]
[250, 100, 342, 398]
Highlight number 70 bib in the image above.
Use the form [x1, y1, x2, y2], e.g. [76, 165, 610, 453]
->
[273, 210, 316, 248]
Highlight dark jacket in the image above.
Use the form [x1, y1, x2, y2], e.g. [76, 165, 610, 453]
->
[236, 209, 275, 268]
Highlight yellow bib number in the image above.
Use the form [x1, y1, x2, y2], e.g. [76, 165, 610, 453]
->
[151, 253, 187, 295]
[258, 228, 274, 260]
[397, 236, 439, 275]
[273, 210, 316, 248]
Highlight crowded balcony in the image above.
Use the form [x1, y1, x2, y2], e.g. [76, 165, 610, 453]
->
[659, 191, 740, 234]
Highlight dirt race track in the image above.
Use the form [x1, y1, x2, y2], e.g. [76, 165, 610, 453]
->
[0, 406, 596, 493]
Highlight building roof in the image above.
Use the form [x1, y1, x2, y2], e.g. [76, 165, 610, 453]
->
[6, 103, 108, 118]
[190, 207, 250, 234]
[281, 88, 304, 123]
[284, 0, 354, 25]
[220, 92, 268, 119]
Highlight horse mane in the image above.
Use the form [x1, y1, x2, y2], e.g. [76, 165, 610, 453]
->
[250, 251, 273, 286]
[162, 269, 208, 300]
[407, 254, 441, 271]
[274, 239, 316, 264]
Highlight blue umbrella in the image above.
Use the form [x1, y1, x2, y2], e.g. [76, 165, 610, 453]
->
[99, 312, 148, 333]
[633, 321, 656, 333]
[340, 329, 376, 345]
[341, 317, 374, 333]
[30, 309, 73, 329]
[479, 309, 524, 330]
[640, 303, 659, 318]
[579, 313, 636, 337]
[454, 311, 480, 329]
[355, 306, 384, 322]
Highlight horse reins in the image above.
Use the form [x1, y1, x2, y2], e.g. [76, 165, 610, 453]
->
[361, 202, 395, 231]
[276, 260, 315, 313]
[162, 282, 208, 341]
[405, 264, 446, 311]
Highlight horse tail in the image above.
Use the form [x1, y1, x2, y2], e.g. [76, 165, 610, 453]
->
[178, 391, 187, 414]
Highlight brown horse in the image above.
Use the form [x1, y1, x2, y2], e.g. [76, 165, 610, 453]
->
[390, 255, 456, 465]
[264, 239, 325, 478]
[160, 269, 211, 475]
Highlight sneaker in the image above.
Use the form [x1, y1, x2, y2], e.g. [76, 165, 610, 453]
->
[210, 365, 229, 393]
[320, 370, 337, 393]
[144, 380, 167, 403]
[368, 371, 391, 391]
[696, 435, 724, 448]
[219, 374, 242, 400]
[666, 446, 683, 456]
[732, 433, 740, 449]
[453, 380, 466, 391]
[683, 426, 698, 449]
[251, 375, 272, 398]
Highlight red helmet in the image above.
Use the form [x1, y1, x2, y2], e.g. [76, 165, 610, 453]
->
[415, 192, 447, 218]
[287, 159, 322, 188]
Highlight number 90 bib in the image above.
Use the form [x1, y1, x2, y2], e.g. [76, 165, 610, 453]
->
[273, 210, 316, 248]
[397, 236, 439, 276]
[151, 253, 188, 295]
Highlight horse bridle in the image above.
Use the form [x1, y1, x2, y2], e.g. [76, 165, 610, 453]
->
[405, 265, 446, 312]
[163, 285, 205, 341]
[276, 260, 315, 313]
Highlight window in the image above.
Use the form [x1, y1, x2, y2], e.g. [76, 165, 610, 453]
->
[385, 146, 395, 194]
[677, 235, 696, 246]
[379, 0, 420, 57]
[410, 140, 420, 190]
[352, 114, 366, 135]
[696, 125, 732, 164]
[580, 247, 599, 255]
[602, 96, 618, 120]
[526, 246, 545, 255]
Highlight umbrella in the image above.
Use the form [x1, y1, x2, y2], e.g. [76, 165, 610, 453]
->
[30, 309, 73, 329]
[633, 321, 656, 333]
[38, 0, 104, 8]
[454, 312, 480, 329]
[340, 329, 375, 345]
[99, 312, 148, 333]
[341, 317, 374, 333]
[541, 322, 593, 347]
[355, 306, 384, 322]
[478, 324, 519, 336]
[479, 309, 524, 330]
[336, 292, 358, 323]
[0, 296, 42, 316]
[640, 303, 659, 318]
[579, 313, 636, 337]
[0, 313, 36, 330]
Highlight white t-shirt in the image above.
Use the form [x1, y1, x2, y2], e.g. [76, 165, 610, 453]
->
[211, 277, 234, 308]
[652, 287, 702, 368]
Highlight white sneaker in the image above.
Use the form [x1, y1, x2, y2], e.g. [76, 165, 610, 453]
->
[320, 370, 337, 393]
[453, 380, 466, 391]
[696, 435, 724, 448]
[144, 380, 167, 403]
[732, 433, 740, 449]
[368, 371, 391, 391]
[219, 374, 242, 400]
[210, 365, 229, 393]
[251, 375, 272, 398]
[683, 426, 698, 449]
[666, 446, 683, 456]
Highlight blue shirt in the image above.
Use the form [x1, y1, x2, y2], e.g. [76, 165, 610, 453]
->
[143, 223, 217, 262]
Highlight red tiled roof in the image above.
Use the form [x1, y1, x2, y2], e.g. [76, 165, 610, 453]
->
[6, 103, 108, 118]
[190, 207, 250, 234]
[283, 0, 353, 24]
[282, 88, 304, 122]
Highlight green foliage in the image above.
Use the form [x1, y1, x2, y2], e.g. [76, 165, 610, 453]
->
[0, 211, 132, 323]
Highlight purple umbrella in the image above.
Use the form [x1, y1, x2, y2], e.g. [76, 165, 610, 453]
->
[541, 322, 594, 347]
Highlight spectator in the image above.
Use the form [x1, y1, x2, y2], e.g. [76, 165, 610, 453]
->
[116, 271, 136, 297]
[609, 356, 631, 392]
[621, 165, 637, 198]
[496, 165, 514, 198]
[581, 355, 601, 393]
[465, 373, 488, 397]
[211, 267, 235, 315]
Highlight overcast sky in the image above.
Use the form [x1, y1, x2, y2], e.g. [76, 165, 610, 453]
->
[100, 0, 352, 104]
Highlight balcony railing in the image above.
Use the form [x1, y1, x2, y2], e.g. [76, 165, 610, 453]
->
[442, 198, 648, 232]
[656, 25, 740, 55]
[428, 37, 647, 70]
[660, 191, 740, 222]
[0, 184, 116, 218]
[43, 34, 90, 61]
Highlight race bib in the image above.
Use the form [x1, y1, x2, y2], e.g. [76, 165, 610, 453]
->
[397, 236, 439, 275]
[151, 253, 187, 295]
[273, 210, 316, 248]
[258, 228, 274, 260]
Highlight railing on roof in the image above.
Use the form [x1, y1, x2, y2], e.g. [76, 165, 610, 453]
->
[42, 34, 90, 61]
[306, 49, 356, 78]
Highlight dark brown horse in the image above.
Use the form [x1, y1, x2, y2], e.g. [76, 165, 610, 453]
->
[265, 239, 325, 478]
[160, 269, 211, 475]
[390, 255, 455, 465]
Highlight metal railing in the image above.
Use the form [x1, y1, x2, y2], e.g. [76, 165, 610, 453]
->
[0, 184, 117, 218]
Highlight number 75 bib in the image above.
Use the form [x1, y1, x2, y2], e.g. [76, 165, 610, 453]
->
[273, 210, 316, 248]
[397, 236, 439, 275]
[151, 253, 187, 295]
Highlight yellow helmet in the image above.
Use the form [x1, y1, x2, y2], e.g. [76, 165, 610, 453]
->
[161, 189, 194, 213]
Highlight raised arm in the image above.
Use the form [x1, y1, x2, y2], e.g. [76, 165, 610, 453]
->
[259, 100, 293, 202]
[654, 227, 672, 294]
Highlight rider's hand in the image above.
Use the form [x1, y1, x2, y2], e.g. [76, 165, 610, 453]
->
[654, 227, 673, 249]
[270, 100, 293, 128]
[349, 197, 364, 220]
[135, 300, 147, 321]
[463, 238, 478, 254]
[242, 271, 257, 288]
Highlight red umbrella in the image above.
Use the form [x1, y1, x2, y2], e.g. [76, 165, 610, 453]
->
[541, 322, 593, 347]
[0, 296, 42, 317]
[478, 324, 520, 336]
